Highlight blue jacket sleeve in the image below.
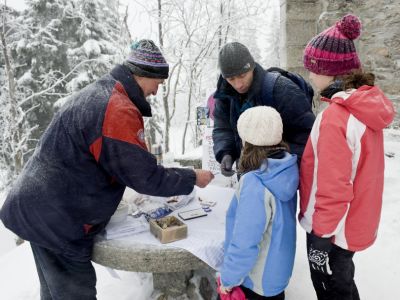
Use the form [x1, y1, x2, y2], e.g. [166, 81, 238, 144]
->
[220, 174, 269, 287]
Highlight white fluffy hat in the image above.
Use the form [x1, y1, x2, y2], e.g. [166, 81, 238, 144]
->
[237, 106, 283, 146]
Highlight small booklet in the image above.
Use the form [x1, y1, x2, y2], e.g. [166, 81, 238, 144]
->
[178, 208, 207, 221]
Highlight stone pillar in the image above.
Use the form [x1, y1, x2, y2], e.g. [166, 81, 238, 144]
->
[153, 271, 193, 298]
[280, 0, 321, 76]
[152, 267, 219, 299]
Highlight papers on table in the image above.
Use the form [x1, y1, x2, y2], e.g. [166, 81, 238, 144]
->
[104, 190, 196, 239]
[104, 215, 148, 240]
[102, 185, 234, 270]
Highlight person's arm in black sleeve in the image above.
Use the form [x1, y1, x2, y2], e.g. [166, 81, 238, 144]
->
[100, 137, 196, 197]
[212, 97, 238, 163]
[272, 76, 316, 160]
[97, 103, 196, 197]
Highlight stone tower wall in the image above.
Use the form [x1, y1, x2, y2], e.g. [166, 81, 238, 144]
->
[281, 0, 399, 126]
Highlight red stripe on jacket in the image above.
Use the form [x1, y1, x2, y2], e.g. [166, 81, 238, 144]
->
[89, 137, 102, 162]
[103, 82, 147, 149]
[89, 82, 147, 161]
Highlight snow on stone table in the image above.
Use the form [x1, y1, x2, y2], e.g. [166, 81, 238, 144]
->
[93, 185, 233, 272]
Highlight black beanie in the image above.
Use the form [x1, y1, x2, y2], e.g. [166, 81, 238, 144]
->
[218, 42, 255, 78]
[124, 39, 169, 79]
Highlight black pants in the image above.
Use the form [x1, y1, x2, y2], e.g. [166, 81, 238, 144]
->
[241, 286, 284, 299]
[306, 233, 360, 300]
[30, 242, 97, 300]
[217, 287, 284, 300]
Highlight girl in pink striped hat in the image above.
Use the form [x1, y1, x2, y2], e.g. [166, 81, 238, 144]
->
[299, 14, 395, 300]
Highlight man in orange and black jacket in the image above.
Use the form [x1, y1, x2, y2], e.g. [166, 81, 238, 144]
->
[0, 39, 213, 299]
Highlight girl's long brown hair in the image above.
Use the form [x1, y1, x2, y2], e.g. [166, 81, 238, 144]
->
[238, 141, 289, 174]
[338, 70, 375, 90]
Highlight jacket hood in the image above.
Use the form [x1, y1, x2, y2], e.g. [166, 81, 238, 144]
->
[252, 152, 299, 201]
[329, 86, 395, 131]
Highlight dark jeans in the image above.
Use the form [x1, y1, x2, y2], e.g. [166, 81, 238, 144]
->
[217, 286, 284, 300]
[306, 233, 360, 300]
[30, 242, 97, 300]
[241, 286, 284, 299]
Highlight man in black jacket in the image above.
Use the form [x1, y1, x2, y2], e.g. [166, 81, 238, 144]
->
[0, 40, 214, 299]
[213, 42, 315, 176]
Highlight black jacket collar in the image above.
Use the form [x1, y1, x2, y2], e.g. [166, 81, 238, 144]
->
[320, 80, 343, 99]
[110, 64, 152, 117]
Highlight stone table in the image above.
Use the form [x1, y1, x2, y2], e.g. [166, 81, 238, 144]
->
[92, 185, 235, 299]
[92, 238, 217, 298]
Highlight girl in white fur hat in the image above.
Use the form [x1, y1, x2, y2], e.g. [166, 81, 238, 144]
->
[218, 106, 299, 300]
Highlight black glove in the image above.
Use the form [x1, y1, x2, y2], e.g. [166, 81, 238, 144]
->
[220, 155, 235, 177]
[308, 232, 333, 275]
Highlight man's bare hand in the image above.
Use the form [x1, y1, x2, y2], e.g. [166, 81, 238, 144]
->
[194, 170, 214, 188]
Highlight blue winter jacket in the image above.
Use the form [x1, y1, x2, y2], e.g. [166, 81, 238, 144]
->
[212, 63, 315, 164]
[220, 152, 298, 296]
[0, 65, 196, 261]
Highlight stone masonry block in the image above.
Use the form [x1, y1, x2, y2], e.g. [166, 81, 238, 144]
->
[286, 20, 317, 46]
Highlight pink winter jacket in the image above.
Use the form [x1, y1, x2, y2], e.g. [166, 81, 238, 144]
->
[299, 85, 395, 251]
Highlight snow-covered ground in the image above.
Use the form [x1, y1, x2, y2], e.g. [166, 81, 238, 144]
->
[0, 129, 399, 299]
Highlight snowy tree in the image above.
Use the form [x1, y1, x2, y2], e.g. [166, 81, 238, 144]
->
[258, 0, 280, 68]
[10, 0, 130, 139]
[131, 0, 274, 155]
[0, 0, 130, 187]
[157, 0, 220, 154]
[64, 0, 130, 94]
[10, 0, 74, 140]
[0, 2, 37, 188]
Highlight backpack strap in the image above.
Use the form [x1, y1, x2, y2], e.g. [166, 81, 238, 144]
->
[262, 71, 280, 107]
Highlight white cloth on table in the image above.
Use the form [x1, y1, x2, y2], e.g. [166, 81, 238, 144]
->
[102, 185, 234, 270]
[104, 215, 148, 240]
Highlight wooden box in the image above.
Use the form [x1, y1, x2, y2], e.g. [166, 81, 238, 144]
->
[149, 216, 188, 244]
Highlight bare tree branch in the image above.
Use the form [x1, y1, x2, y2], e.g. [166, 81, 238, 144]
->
[18, 59, 101, 107]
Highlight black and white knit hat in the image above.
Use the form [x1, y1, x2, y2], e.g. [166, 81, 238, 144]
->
[124, 39, 169, 79]
[218, 42, 255, 78]
[237, 106, 283, 146]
